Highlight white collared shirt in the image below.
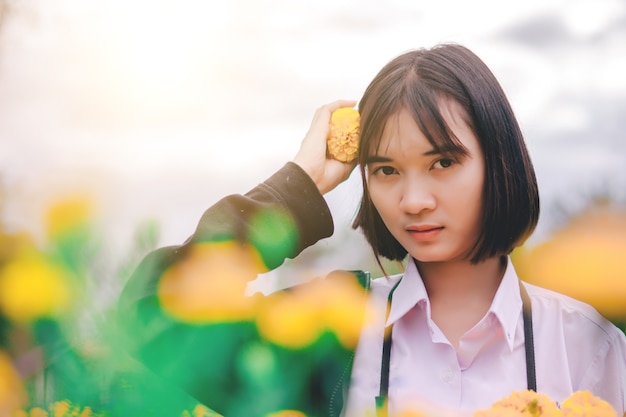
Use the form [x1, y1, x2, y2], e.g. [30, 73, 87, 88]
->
[343, 257, 626, 417]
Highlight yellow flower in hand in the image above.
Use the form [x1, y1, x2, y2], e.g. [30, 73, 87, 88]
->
[327, 107, 360, 162]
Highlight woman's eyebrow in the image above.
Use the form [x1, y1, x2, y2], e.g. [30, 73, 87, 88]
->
[363, 155, 393, 165]
[425, 144, 468, 157]
[365, 147, 442, 164]
[422, 148, 442, 156]
[364, 145, 465, 165]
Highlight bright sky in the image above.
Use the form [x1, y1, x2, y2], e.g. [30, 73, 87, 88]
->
[1, 0, 625, 267]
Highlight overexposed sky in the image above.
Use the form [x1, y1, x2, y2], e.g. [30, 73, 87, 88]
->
[1, 0, 625, 268]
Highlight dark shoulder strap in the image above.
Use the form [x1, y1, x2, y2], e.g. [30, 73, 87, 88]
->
[520, 281, 537, 391]
[375, 278, 402, 414]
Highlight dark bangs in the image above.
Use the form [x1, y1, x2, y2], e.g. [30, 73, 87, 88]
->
[358, 58, 470, 166]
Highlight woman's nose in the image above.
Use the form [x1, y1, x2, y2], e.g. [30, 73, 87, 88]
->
[398, 180, 436, 214]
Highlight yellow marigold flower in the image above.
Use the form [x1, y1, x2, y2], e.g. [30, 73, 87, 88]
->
[257, 272, 371, 349]
[256, 289, 323, 349]
[473, 408, 526, 417]
[158, 241, 264, 323]
[192, 404, 216, 417]
[0, 351, 26, 416]
[0, 254, 71, 322]
[327, 107, 360, 162]
[396, 410, 430, 417]
[45, 195, 93, 241]
[79, 406, 93, 417]
[315, 272, 370, 348]
[561, 391, 617, 417]
[29, 407, 49, 417]
[512, 206, 626, 318]
[50, 401, 71, 417]
[476, 390, 561, 417]
[266, 411, 307, 417]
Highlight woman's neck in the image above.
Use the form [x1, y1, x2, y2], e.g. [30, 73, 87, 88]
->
[417, 256, 505, 301]
[416, 256, 507, 348]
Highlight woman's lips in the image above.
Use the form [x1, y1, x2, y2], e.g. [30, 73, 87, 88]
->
[406, 226, 443, 241]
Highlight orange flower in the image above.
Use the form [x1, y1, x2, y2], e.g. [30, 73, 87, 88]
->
[29, 407, 49, 417]
[561, 390, 617, 417]
[265, 410, 307, 417]
[256, 272, 370, 349]
[158, 241, 265, 323]
[256, 289, 323, 349]
[191, 403, 216, 417]
[513, 206, 626, 318]
[315, 272, 371, 348]
[327, 107, 360, 162]
[474, 390, 560, 417]
[50, 401, 71, 417]
[79, 406, 94, 417]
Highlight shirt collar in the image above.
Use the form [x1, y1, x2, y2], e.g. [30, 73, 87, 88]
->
[386, 258, 428, 326]
[489, 257, 524, 351]
[384, 256, 524, 352]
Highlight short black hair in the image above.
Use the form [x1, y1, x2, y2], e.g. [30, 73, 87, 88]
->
[352, 43, 540, 265]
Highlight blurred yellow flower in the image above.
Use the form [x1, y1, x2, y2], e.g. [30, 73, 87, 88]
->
[513, 206, 626, 318]
[561, 390, 617, 417]
[79, 406, 93, 417]
[29, 407, 49, 417]
[396, 410, 430, 417]
[17, 402, 101, 417]
[314, 272, 371, 348]
[256, 272, 370, 349]
[266, 410, 307, 417]
[50, 401, 71, 417]
[0, 254, 71, 322]
[45, 195, 93, 240]
[327, 107, 360, 162]
[191, 403, 216, 417]
[473, 408, 528, 417]
[257, 289, 323, 349]
[473, 390, 619, 417]
[0, 350, 26, 417]
[158, 241, 265, 323]
[473, 390, 560, 417]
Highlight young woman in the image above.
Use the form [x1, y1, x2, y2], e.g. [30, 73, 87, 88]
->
[119, 44, 626, 417]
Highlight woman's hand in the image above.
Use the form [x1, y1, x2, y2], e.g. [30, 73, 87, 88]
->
[292, 100, 358, 195]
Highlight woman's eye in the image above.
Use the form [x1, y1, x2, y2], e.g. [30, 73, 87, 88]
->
[433, 158, 454, 169]
[373, 166, 397, 176]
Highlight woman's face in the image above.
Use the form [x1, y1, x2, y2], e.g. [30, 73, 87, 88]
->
[366, 101, 485, 264]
